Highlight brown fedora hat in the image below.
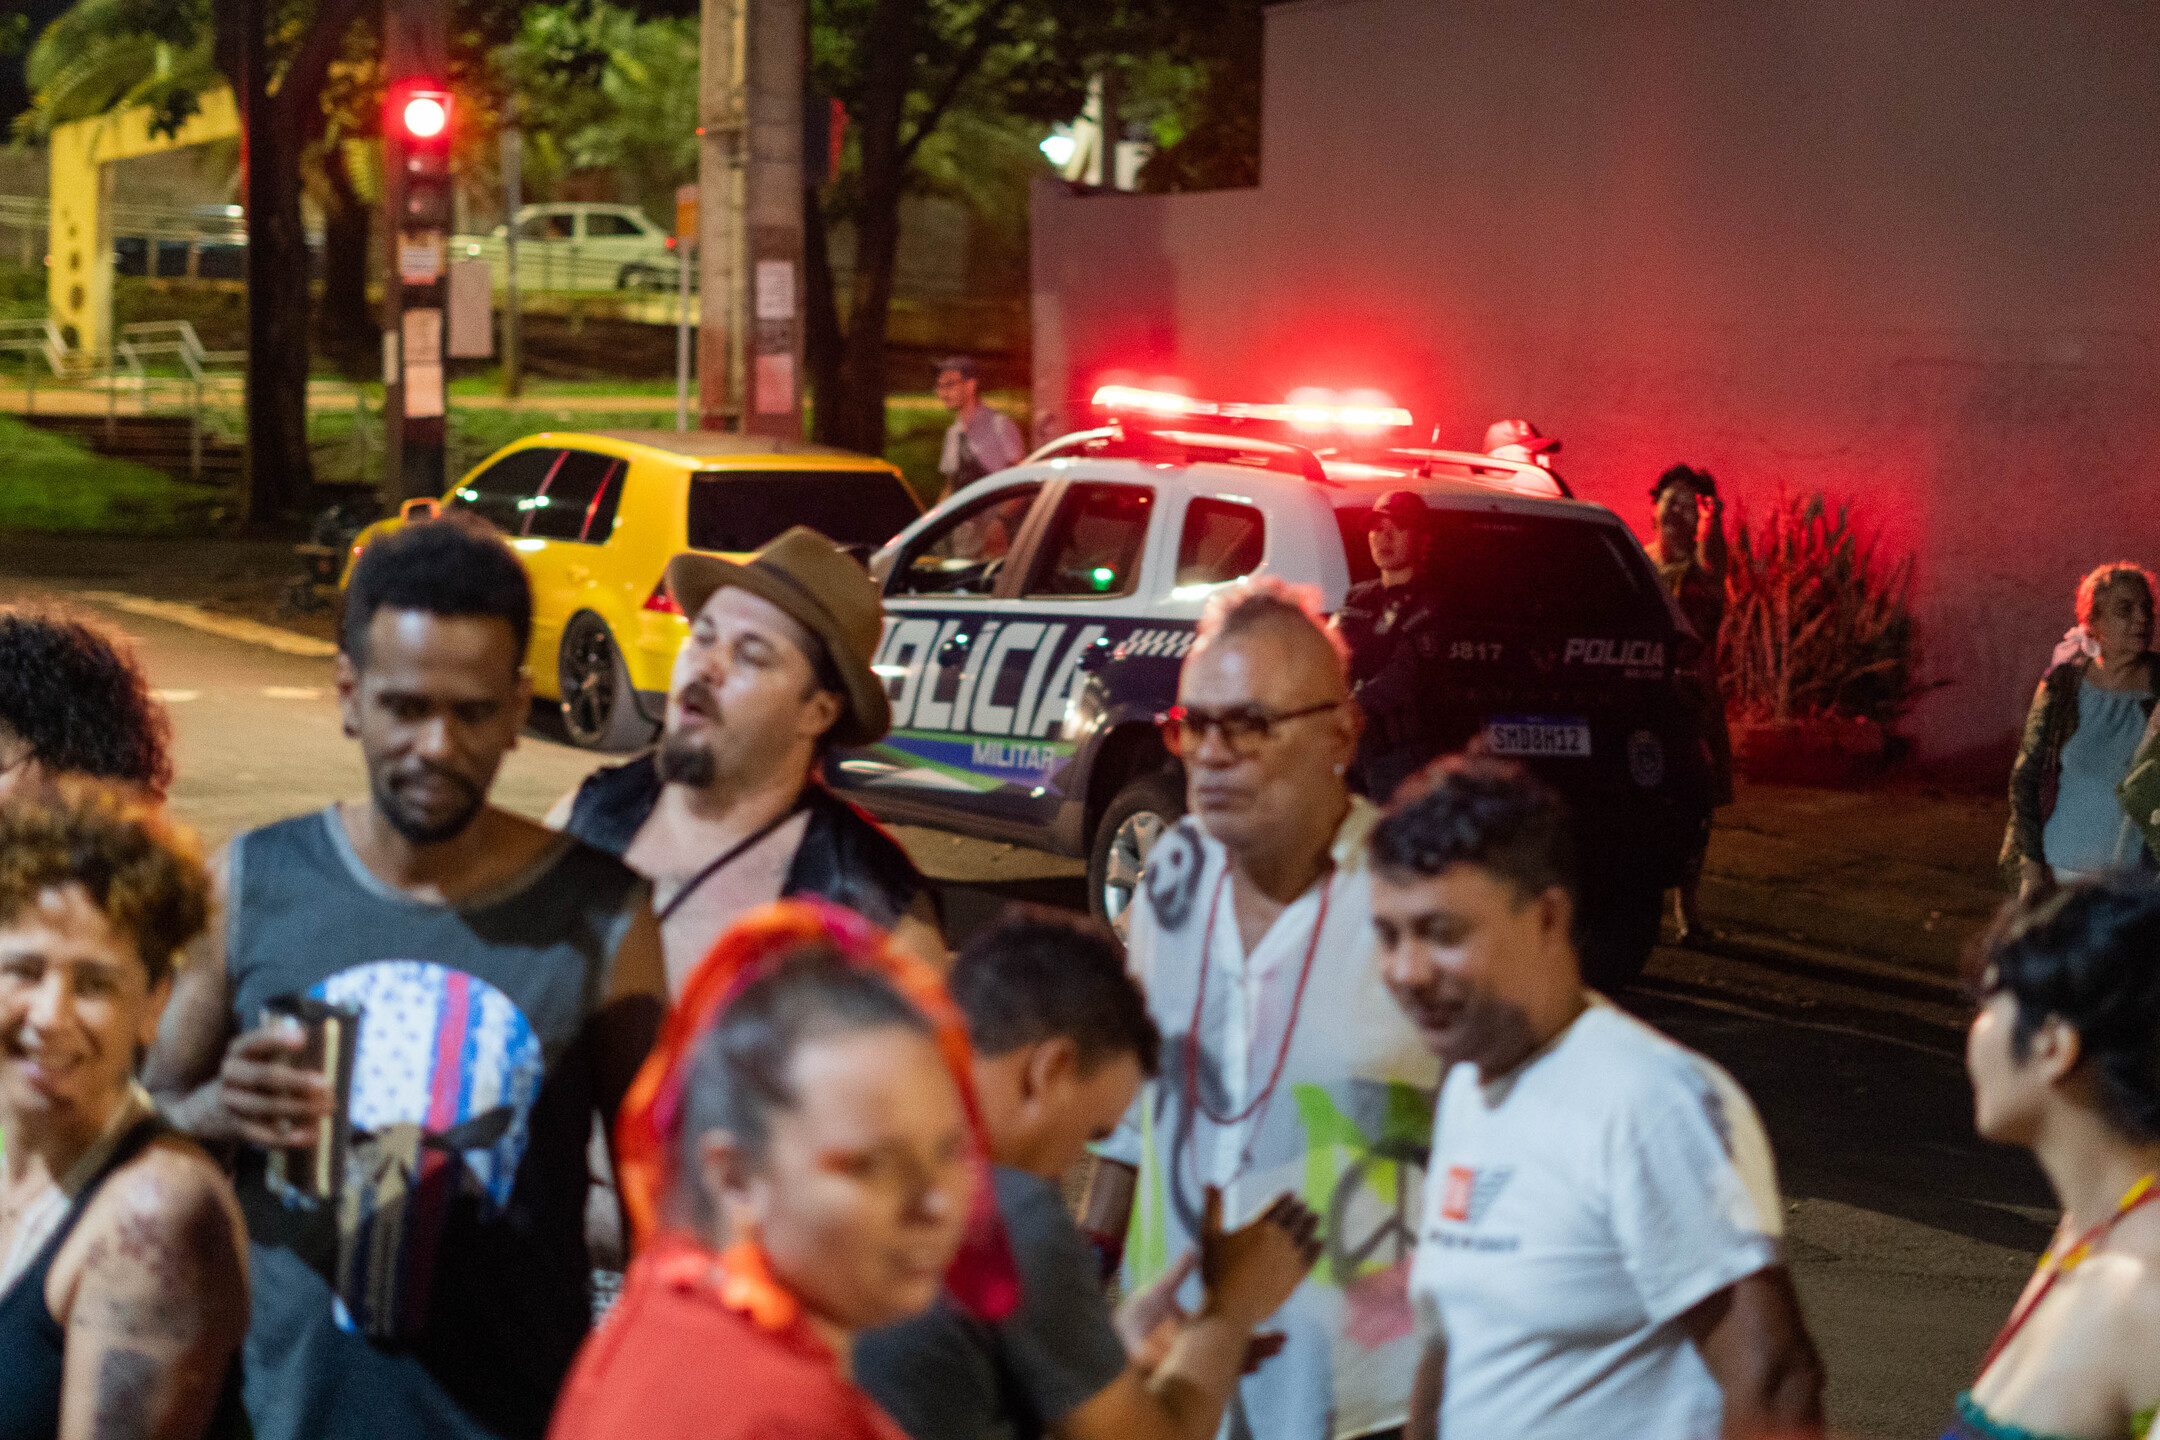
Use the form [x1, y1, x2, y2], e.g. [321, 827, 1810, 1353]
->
[664, 527, 891, 747]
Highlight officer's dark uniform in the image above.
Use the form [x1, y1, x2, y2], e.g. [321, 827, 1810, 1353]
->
[1338, 570, 1446, 804]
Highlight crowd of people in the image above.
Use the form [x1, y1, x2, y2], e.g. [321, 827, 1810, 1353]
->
[0, 503, 2156, 1440]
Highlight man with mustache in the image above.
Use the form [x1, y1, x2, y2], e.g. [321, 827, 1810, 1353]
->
[1088, 579, 1440, 1440]
[551, 526, 938, 989]
[145, 516, 668, 1440]
[1369, 756, 1821, 1440]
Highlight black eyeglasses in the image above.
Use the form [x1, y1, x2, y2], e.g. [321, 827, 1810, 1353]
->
[1159, 700, 1344, 757]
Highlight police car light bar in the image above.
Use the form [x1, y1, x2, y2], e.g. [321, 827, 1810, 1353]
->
[1091, 385, 1413, 433]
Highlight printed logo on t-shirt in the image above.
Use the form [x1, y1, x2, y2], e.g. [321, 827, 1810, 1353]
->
[306, 960, 545, 1341]
[1439, 1164, 1513, 1225]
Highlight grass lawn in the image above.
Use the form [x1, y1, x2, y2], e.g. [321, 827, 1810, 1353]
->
[0, 415, 227, 534]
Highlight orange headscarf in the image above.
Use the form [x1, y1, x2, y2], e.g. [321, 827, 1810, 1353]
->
[612, 898, 1019, 1324]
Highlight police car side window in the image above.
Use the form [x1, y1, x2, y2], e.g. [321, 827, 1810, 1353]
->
[1175, 498, 1265, 587]
[891, 485, 1041, 596]
[449, 448, 562, 535]
[1025, 482, 1155, 598]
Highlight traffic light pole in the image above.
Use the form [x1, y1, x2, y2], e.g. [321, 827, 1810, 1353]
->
[383, 0, 449, 503]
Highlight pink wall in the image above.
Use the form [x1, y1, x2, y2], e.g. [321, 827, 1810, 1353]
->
[1031, 0, 2160, 764]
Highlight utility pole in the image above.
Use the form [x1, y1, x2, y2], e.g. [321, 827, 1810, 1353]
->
[696, 0, 744, 432]
[382, 0, 451, 502]
[501, 114, 522, 399]
[742, 0, 806, 440]
[699, 0, 805, 438]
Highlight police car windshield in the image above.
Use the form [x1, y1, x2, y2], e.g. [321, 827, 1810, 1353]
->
[1337, 508, 1668, 631]
[687, 470, 922, 553]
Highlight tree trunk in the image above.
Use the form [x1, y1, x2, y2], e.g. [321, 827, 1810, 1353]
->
[243, 97, 317, 523]
[318, 143, 374, 378]
[216, 0, 371, 527]
[826, 0, 919, 457]
[803, 182, 845, 446]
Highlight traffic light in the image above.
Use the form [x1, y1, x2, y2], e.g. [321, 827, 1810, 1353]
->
[387, 81, 454, 229]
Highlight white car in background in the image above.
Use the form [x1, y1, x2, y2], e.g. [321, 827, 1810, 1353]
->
[457, 203, 683, 292]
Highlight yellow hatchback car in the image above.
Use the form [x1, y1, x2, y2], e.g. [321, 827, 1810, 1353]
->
[346, 430, 923, 750]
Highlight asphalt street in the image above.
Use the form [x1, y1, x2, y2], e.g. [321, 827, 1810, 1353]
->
[12, 579, 2049, 1440]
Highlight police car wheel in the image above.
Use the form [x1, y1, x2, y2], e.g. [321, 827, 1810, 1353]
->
[1089, 772, 1186, 935]
[1576, 878, 1663, 991]
[559, 613, 657, 753]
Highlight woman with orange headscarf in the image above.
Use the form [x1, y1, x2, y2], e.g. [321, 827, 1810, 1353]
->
[549, 899, 1015, 1440]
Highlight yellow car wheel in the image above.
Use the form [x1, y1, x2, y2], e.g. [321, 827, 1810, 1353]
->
[559, 612, 658, 753]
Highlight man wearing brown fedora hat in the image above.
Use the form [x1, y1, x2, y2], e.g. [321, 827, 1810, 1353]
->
[551, 525, 940, 989]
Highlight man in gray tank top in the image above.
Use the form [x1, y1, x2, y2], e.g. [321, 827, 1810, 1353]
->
[145, 517, 667, 1440]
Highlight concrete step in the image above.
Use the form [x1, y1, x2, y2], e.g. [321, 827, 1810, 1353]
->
[23, 413, 242, 482]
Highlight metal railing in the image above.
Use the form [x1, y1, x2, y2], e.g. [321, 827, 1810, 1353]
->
[111, 321, 245, 480]
[0, 319, 68, 413]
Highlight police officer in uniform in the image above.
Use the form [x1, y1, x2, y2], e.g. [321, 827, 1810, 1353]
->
[1333, 489, 1446, 803]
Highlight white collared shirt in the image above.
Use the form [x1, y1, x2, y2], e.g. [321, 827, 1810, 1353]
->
[1102, 797, 1440, 1440]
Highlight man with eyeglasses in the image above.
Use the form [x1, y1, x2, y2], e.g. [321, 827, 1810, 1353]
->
[1086, 579, 1441, 1440]
[1332, 490, 1445, 804]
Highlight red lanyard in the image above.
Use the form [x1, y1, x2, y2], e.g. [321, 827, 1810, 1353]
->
[1976, 1171, 2160, 1380]
[1182, 863, 1333, 1133]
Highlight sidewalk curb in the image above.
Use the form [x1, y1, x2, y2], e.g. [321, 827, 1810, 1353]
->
[72, 590, 338, 659]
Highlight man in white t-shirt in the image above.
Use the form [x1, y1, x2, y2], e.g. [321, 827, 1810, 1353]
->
[1367, 755, 1824, 1440]
[1090, 581, 1441, 1440]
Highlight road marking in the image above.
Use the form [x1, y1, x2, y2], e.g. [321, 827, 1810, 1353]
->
[153, 689, 201, 702]
[262, 686, 324, 700]
[74, 592, 338, 659]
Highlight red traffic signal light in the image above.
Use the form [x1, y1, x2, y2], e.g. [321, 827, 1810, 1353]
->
[387, 83, 452, 145]
[403, 94, 447, 139]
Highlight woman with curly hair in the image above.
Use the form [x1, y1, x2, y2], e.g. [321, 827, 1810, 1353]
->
[1955, 876, 2160, 1439]
[0, 609, 173, 802]
[0, 782, 247, 1440]
[2003, 563, 2158, 902]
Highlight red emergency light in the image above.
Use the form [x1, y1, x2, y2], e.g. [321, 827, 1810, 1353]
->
[1091, 384, 1413, 434]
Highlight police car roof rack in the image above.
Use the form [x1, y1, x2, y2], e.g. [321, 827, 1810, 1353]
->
[1325, 445, 1573, 499]
[1026, 420, 1332, 486]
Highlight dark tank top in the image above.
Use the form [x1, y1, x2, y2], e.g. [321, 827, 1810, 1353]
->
[225, 808, 652, 1440]
[0, 1115, 243, 1440]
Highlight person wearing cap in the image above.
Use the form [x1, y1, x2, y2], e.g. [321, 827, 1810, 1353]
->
[1646, 465, 1733, 946]
[1483, 417, 1562, 471]
[553, 525, 941, 990]
[936, 356, 1027, 501]
[1332, 490, 1448, 804]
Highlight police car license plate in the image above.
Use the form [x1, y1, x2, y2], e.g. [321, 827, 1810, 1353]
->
[1484, 716, 1592, 758]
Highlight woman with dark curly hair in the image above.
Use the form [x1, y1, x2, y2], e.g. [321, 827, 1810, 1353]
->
[0, 781, 247, 1439]
[1954, 876, 2160, 1440]
[0, 609, 173, 801]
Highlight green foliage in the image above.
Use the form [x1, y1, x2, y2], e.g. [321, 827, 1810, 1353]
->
[0, 416, 225, 534]
[495, 3, 698, 224]
[12, 0, 218, 141]
[1719, 492, 1921, 726]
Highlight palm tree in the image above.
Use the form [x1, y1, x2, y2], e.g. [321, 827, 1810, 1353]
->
[11, 0, 220, 143]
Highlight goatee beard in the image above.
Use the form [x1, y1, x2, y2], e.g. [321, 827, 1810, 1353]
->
[657, 733, 717, 789]
[370, 766, 485, 845]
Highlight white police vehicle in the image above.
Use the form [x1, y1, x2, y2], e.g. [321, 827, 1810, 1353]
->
[830, 389, 1714, 986]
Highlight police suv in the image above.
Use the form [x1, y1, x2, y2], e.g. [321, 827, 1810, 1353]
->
[831, 389, 1713, 986]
